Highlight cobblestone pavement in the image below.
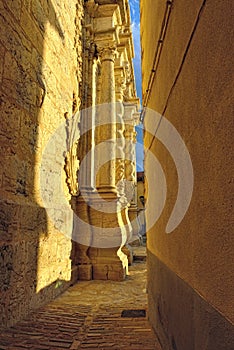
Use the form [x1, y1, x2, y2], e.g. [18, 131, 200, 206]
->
[0, 247, 162, 350]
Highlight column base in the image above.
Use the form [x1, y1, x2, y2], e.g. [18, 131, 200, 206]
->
[89, 247, 127, 281]
[71, 192, 129, 281]
[78, 264, 93, 281]
[92, 262, 126, 281]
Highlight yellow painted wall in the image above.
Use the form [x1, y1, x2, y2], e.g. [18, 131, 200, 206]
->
[142, 0, 234, 348]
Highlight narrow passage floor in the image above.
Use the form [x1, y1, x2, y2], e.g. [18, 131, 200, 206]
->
[0, 247, 161, 350]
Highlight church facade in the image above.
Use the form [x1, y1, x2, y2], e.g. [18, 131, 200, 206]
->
[0, 0, 140, 327]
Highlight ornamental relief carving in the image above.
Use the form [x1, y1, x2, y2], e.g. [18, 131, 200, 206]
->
[115, 158, 125, 196]
[64, 115, 80, 196]
[64, 141, 80, 196]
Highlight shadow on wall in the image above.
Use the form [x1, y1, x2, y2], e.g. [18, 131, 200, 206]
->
[0, 0, 75, 327]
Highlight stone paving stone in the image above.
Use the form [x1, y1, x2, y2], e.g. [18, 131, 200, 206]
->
[0, 247, 161, 349]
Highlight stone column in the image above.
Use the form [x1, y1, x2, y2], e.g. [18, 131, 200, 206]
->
[115, 68, 134, 264]
[79, 42, 96, 192]
[96, 46, 117, 193]
[73, 42, 96, 281]
[115, 67, 126, 199]
[87, 45, 128, 281]
[124, 103, 141, 245]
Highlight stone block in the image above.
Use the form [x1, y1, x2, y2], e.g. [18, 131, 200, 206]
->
[19, 111, 39, 156]
[1, 157, 18, 194]
[5, 0, 21, 21]
[92, 264, 108, 280]
[0, 43, 5, 84]
[108, 267, 126, 281]
[22, 0, 31, 12]
[0, 92, 22, 142]
[92, 263, 126, 281]
[20, 7, 44, 53]
[0, 244, 13, 292]
[0, 3, 32, 62]
[2, 51, 37, 110]
[19, 204, 48, 232]
[78, 264, 93, 281]
[0, 200, 19, 234]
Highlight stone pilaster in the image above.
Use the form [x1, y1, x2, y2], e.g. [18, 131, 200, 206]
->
[115, 67, 134, 263]
[124, 103, 141, 245]
[73, 36, 96, 280]
[87, 43, 128, 281]
[115, 67, 126, 200]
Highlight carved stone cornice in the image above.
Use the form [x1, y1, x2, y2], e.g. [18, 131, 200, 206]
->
[123, 102, 140, 124]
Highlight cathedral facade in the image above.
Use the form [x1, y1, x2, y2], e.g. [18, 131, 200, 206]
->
[0, 0, 140, 327]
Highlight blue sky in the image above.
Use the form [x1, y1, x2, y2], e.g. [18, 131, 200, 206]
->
[129, 0, 144, 171]
[129, 0, 142, 100]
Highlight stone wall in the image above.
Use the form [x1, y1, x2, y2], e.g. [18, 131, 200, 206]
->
[141, 0, 234, 349]
[0, 0, 83, 327]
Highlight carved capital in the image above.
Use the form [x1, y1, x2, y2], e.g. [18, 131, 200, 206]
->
[98, 46, 117, 62]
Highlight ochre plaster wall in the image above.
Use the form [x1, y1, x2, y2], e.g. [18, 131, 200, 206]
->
[141, 0, 234, 348]
[0, 0, 83, 327]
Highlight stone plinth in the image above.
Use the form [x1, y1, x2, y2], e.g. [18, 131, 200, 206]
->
[72, 192, 129, 281]
[72, 195, 92, 280]
[87, 193, 128, 281]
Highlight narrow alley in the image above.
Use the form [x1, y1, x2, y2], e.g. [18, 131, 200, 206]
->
[0, 247, 161, 350]
[0, 0, 233, 349]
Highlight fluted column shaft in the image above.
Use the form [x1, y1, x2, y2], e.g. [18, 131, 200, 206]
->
[79, 43, 95, 193]
[123, 106, 141, 245]
[96, 47, 117, 193]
